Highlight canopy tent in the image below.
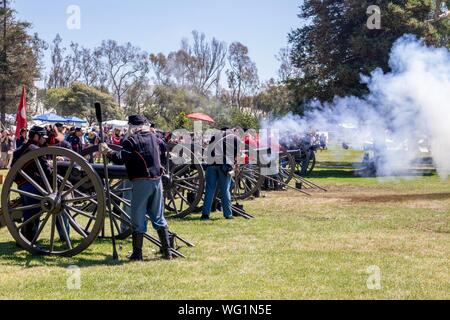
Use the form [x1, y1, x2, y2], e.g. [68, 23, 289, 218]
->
[104, 120, 128, 129]
[33, 113, 67, 123]
[65, 116, 88, 124]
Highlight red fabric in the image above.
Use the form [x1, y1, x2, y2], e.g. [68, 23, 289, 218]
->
[49, 136, 56, 146]
[244, 134, 258, 148]
[186, 113, 215, 123]
[112, 135, 121, 145]
[15, 86, 27, 139]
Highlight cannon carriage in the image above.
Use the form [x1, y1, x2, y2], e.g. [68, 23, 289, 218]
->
[0, 146, 192, 257]
[81, 143, 206, 220]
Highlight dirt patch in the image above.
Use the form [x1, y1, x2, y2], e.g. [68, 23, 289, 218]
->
[411, 221, 450, 234]
[347, 193, 450, 203]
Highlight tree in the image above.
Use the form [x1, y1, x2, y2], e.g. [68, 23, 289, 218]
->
[123, 77, 154, 115]
[0, 0, 45, 124]
[78, 47, 107, 87]
[150, 31, 227, 95]
[230, 107, 260, 130]
[150, 85, 206, 127]
[97, 40, 149, 108]
[173, 111, 191, 130]
[47, 34, 81, 88]
[149, 53, 172, 86]
[180, 31, 227, 95]
[276, 47, 301, 82]
[254, 79, 296, 116]
[226, 42, 259, 110]
[44, 82, 122, 125]
[288, 0, 450, 103]
[428, 0, 450, 21]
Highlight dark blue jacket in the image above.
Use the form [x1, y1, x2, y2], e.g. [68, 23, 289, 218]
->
[12, 142, 52, 187]
[109, 131, 166, 181]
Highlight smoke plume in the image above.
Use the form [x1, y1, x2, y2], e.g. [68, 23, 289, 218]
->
[262, 35, 450, 178]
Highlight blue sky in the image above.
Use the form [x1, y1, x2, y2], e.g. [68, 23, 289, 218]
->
[13, 0, 302, 84]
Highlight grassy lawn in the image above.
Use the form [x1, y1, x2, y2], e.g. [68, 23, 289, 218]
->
[0, 152, 449, 300]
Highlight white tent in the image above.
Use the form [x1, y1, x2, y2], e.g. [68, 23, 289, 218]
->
[104, 120, 128, 129]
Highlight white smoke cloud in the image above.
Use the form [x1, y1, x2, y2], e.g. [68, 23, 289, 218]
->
[262, 35, 450, 178]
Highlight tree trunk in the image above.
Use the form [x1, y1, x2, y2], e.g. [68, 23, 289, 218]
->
[1, 0, 8, 126]
[0, 90, 5, 126]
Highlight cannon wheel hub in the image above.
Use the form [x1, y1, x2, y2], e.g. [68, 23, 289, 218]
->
[40, 193, 62, 215]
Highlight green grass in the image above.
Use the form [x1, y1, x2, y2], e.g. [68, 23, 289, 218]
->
[0, 158, 449, 300]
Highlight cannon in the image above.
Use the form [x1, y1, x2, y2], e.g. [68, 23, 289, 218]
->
[0, 146, 193, 257]
[80, 143, 206, 220]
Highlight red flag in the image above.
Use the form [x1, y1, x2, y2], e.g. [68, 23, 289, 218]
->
[15, 86, 27, 139]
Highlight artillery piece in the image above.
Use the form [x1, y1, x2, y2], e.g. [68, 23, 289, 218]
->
[0, 146, 193, 258]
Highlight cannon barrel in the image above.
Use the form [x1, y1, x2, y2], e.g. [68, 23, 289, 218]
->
[57, 161, 129, 180]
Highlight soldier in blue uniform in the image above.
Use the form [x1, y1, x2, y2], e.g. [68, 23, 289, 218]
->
[12, 126, 70, 244]
[104, 115, 173, 261]
[11, 126, 50, 242]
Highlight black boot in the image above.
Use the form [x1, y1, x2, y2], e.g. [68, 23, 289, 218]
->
[157, 228, 173, 260]
[129, 233, 143, 261]
[22, 221, 38, 243]
[160, 232, 175, 255]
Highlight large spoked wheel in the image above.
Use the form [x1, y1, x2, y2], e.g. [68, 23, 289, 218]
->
[232, 164, 264, 200]
[304, 152, 316, 176]
[81, 144, 133, 240]
[279, 151, 296, 185]
[1, 147, 106, 257]
[164, 144, 205, 219]
[294, 151, 316, 177]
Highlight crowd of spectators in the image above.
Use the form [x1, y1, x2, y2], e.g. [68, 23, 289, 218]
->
[0, 124, 131, 169]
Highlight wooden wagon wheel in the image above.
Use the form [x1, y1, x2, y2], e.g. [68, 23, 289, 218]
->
[164, 144, 205, 219]
[231, 164, 264, 200]
[278, 151, 296, 185]
[80, 144, 133, 240]
[294, 149, 317, 177]
[1, 147, 106, 257]
[304, 152, 316, 176]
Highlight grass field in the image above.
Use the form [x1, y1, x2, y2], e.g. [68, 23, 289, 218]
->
[0, 150, 449, 300]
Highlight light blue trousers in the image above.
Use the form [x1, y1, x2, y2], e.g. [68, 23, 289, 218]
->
[131, 179, 168, 234]
[202, 166, 233, 218]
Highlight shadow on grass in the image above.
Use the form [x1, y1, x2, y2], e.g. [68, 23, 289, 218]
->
[308, 169, 360, 179]
[167, 214, 226, 223]
[316, 161, 358, 168]
[0, 239, 129, 268]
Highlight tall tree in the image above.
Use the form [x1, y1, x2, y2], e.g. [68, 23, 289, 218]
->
[226, 42, 259, 110]
[97, 40, 149, 108]
[0, 0, 45, 124]
[78, 47, 107, 87]
[180, 31, 227, 95]
[149, 53, 172, 86]
[276, 46, 301, 82]
[47, 35, 81, 88]
[150, 31, 227, 95]
[123, 77, 154, 115]
[288, 0, 450, 104]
